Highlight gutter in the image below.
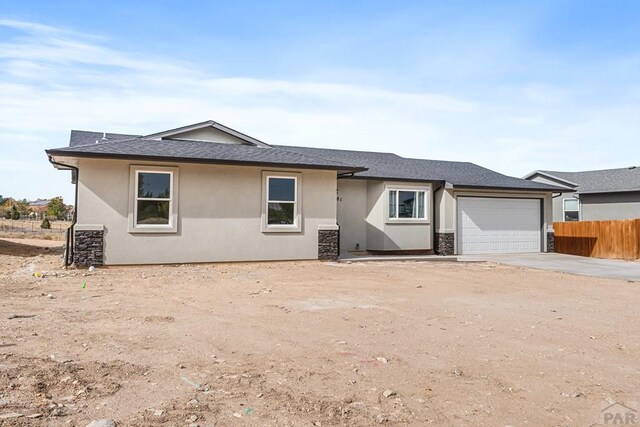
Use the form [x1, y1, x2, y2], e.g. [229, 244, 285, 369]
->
[47, 155, 78, 267]
[44, 149, 368, 174]
[452, 184, 572, 193]
[337, 172, 356, 179]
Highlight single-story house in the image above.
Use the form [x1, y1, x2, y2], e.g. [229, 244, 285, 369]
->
[46, 120, 567, 266]
[524, 167, 640, 222]
[28, 199, 50, 218]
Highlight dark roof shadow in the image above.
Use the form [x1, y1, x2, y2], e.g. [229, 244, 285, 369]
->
[0, 239, 64, 257]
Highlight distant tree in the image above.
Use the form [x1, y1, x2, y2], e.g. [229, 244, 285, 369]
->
[14, 200, 31, 219]
[0, 195, 5, 205]
[10, 205, 20, 220]
[1, 198, 30, 219]
[41, 217, 51, 229]
[46, 197, 67, 220]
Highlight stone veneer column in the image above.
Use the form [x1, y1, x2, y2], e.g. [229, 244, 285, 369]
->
[435, 232, 455, 256]
[546, 231, 555, 253]
[318, 225, 339, 260]
[74, 225, 104, 267]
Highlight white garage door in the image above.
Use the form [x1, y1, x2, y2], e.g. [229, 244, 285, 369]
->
[458, 197, 541, 254]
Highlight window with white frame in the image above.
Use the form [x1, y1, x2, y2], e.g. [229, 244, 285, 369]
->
[129, 166, 178, 232]
[563, 198, 579, 222]
[388, 189, 427, 219]
[266, 175, 297, 227]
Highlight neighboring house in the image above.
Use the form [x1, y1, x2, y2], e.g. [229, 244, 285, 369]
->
[29, 199, 50, 218]
[46, 120, 566, 266]
[524, 167, 640, 222]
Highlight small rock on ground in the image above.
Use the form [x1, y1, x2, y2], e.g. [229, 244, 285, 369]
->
[0, 412, 23, 419]
[382, 389, 396, 398]
[85, 420, 117, 427]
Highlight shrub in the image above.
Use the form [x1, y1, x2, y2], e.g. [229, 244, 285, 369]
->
[47, 197, 68, 220]
[10, 206, 20, 220]
[41, 217, 51, 229]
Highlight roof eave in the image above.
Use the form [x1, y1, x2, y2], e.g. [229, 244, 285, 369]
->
[340, 175, 444, 184]
[452, 184, 572, 192]
[577, 188, 640, 195]
[45, 149, 367, 173]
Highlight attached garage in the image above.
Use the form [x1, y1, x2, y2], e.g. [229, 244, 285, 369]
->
[457, 197, 542, 254]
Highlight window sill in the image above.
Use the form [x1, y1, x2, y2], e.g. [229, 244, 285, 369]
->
[128, 225, 177, 234]
[385, 218, 430, 225]
[261, 225, 302, 233]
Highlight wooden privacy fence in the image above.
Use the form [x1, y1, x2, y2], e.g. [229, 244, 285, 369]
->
[553, 219, 640, 260]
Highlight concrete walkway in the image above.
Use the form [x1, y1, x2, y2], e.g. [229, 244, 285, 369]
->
[459, 252, 640, 281]
[340, 253, 459, 262]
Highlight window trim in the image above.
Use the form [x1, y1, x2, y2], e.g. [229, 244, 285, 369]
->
[262, 171, 302, 233]
[385, 185, 430, 224]
[563, 197, 580, 222]
[128, 165, 179, 233]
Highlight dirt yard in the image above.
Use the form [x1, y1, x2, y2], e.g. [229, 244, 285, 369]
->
[0, 238, 639, 426]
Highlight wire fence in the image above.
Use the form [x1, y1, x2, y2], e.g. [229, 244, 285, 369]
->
[0, 218, 71, 239]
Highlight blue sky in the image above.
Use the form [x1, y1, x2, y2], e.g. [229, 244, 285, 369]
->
[1, 1, 639, 203]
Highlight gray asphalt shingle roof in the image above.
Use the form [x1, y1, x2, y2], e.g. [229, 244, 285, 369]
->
[49, 137, 365, 172]
[278, 145, 564, 191]
[69, 130, 140, 147]
[49, 129, 565, 191]
[540, 167, 640, 194]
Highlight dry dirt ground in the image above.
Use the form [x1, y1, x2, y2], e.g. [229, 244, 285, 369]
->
[0, 238, 639, 426]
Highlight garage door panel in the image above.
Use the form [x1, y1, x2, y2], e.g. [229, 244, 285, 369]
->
[458, 197, 541, 254]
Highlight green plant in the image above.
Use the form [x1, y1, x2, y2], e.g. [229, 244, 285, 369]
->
[41, 217, 51, 229]
[47, 197, 67, 220]
[11, 205, 20, 220]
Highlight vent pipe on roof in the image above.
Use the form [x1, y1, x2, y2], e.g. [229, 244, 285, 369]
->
[101, 132, 108, 140]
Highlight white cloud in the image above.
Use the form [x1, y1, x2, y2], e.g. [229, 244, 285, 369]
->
[1, 19, 639, 202]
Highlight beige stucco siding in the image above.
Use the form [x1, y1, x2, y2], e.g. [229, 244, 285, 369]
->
[580, 192, 640, 221]
[165, 127, 247, 144]
[434, 187, 454, 233]
[76, 158, 337, 264]
[365, 180, 433, 251]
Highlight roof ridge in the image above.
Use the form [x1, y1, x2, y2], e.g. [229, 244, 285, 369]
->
[71, 129, 140, 135]
[403, 156, 474, 165]
[66, 137, 142, 149]
[274, 144, 402, 157]
[542, 166, 639, 174]
[274, 145, 364, 168]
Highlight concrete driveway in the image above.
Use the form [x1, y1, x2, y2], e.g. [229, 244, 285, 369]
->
[459, 252, 640, 281]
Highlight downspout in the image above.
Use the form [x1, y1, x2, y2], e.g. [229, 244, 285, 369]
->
[432, 182, 443, 255]
[47, 155, 78, 267]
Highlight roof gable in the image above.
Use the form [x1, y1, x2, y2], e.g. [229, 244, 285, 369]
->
[523, 171, 577, 189]
[143, 120, 271, 147]
[530, 167, 640, 194]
